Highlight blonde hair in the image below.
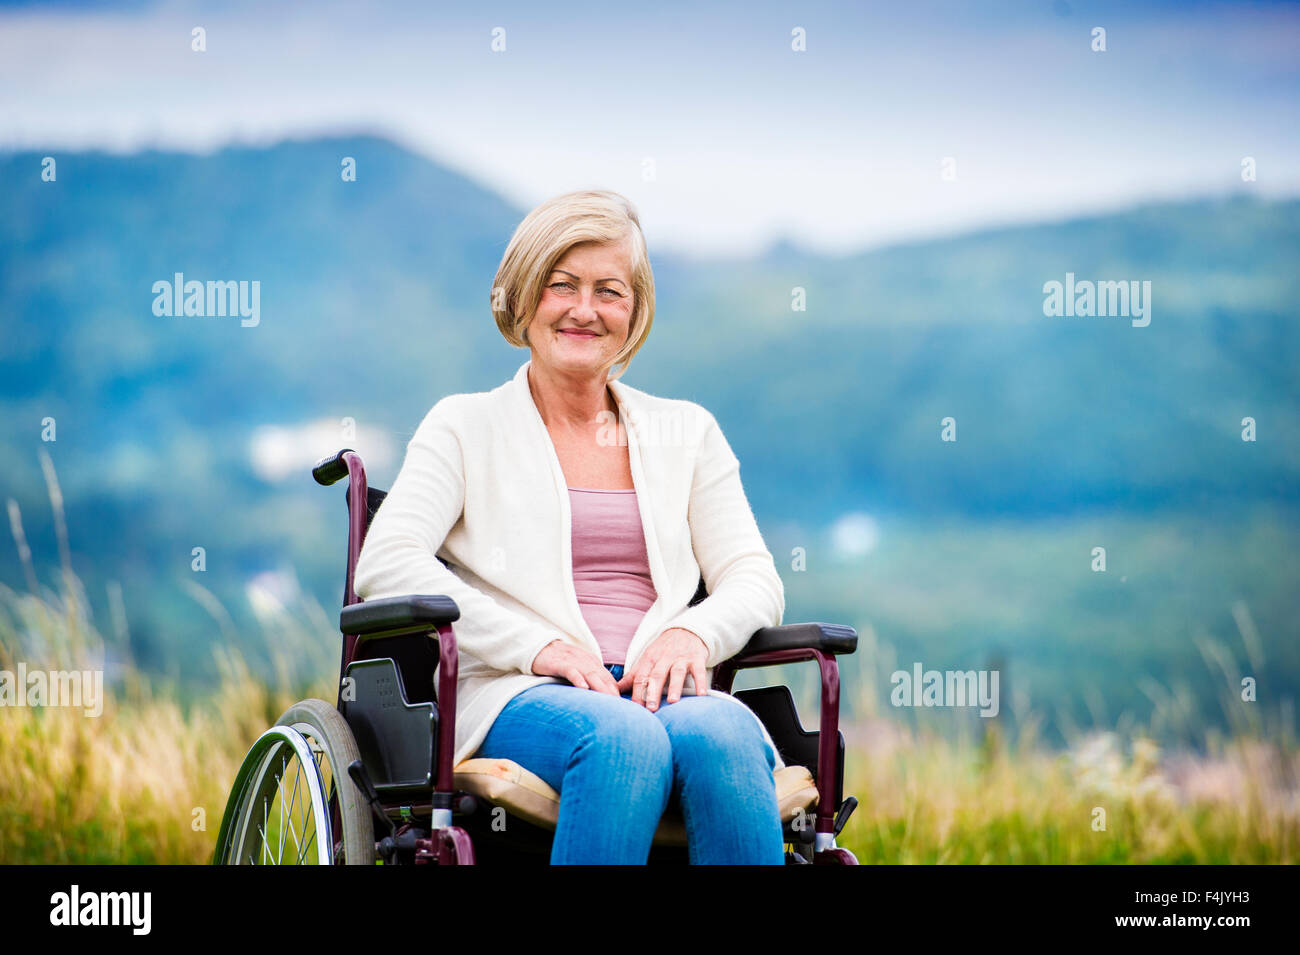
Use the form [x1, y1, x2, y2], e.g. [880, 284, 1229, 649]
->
[491, 189, 654, 381]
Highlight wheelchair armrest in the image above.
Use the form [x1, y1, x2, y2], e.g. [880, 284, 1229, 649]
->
[731, 622, 857, 662]
[340, 594, 461, 636]
[714, 623, 858, 830]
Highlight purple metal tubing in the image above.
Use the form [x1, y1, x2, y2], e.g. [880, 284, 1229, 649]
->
[438, 826, 475, 865]
[334, 448, 379, 713]
[712, 646, 842, 835]
[363, 624, 458, 834]
[432, 622, 459, 793]
[341, 450, 368, 607]
[335, 448, 462, 817]
[338, 450, 369, 690]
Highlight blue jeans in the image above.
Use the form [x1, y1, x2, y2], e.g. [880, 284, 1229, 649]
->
[474, 663, 786, 864]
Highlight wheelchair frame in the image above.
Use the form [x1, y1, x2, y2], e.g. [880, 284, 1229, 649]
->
[216, 447, 861, 865]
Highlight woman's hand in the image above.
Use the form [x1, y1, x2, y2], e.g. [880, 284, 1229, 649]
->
[616, 628, 708, 712]
[530, 639, 621, 696]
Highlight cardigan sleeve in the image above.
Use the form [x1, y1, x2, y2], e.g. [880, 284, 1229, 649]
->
[352, 399, 560, 677]
[659, 407, 786, 668]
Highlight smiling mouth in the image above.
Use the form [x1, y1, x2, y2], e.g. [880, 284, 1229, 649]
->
[558, 329, 598, 338]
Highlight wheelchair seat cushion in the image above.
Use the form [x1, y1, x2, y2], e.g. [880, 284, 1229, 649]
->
[453, 757, 819, 847]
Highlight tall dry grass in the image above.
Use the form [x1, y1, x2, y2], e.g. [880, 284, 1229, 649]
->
[0, 450, 334, 863]
[2, 449, 1297, 863]
[836, 623, 1299, 863]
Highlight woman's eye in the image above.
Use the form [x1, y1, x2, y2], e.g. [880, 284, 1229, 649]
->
[549, 281, 619, 298]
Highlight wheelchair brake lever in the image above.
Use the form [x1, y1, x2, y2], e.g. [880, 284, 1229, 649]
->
[832, 796, 858, 837]
[348, 759, 397, 838]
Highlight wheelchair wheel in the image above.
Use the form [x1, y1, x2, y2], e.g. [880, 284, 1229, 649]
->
[213, 698, 376, 865]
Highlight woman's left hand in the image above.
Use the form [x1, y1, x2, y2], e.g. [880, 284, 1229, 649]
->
[616, 627, 709, 711]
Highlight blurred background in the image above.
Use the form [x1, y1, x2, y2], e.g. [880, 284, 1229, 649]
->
[1, 0, 1297, 862]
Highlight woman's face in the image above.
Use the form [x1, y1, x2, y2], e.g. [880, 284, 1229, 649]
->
[527, 238, 634, 381]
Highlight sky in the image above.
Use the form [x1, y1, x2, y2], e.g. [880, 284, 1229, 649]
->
[2, 0, 1298, 257]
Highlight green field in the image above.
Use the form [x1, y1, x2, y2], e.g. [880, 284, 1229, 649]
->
[3, 532, 1295, 864]
[753, 505, 1300, 754]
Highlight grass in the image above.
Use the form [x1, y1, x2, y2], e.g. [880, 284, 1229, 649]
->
[769, 506, 1300, 750]
[1, 452, 1296, 863]
[837, 717, 1297, 863]
[817, 613, 1298, 863]
[0, 572, 333, 863]
[0, 451, 335, 863]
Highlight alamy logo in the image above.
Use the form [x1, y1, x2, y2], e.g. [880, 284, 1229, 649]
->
[1042, 272, 1151, 327]
[890, 662, 1000, 717]
[594, 406, 710, 448]
[50, 885, 151, 935]
[152, 272, 260, 327]
[0, 664, 103, 717]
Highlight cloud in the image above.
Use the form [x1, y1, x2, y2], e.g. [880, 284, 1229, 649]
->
[3, 0, 1298, 256]
[248, 418, 395, 483]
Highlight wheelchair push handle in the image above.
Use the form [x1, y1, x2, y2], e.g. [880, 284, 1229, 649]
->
[313, 448, 356, 486]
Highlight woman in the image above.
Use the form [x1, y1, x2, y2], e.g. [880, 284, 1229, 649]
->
[353, 189, 787, 864]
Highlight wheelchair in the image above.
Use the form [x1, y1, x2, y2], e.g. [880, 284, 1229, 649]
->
[213, 448, 860, 865]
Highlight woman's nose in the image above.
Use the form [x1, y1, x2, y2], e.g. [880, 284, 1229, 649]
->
[570, 295, 599, 320]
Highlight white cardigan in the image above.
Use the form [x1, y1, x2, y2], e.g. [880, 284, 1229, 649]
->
[353, 357, 787, 769]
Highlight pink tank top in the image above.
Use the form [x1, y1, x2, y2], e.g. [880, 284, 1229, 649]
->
[568, 487, 658, 665]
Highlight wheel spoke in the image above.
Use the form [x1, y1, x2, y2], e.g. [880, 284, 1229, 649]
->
[279, 762, 303, 861]
[295, 760, 311, 859]
[276, 761, 290, 863]
[298, 824, 317, 864]
[289, 756, 304, 856]
[304, 733, 333, 864]
[262, 786, 272, 865]
[216, 706, 374, 866]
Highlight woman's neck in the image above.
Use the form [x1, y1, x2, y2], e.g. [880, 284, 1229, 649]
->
[528, 361, 618, 433]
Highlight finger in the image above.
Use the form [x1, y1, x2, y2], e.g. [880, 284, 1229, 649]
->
[690, 659, 709, 698]
[615, 667, 635, 694]
[617, 659, 648, 695]
[565, 666, 589, 690]
[645, 660, 672, 712]
[589, 666, 620, 696]
[665, 659, 688, 704]
[632, 666, 648, 707]
[629, 658, 654, 707]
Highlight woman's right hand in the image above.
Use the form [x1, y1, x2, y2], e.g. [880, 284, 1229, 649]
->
[530, 640, 621, 696]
